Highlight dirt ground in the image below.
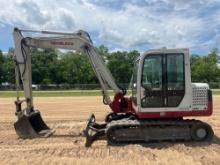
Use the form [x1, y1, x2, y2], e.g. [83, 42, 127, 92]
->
[0, 96, 220, 165]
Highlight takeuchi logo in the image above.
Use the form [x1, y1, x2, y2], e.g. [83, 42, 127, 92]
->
[51, 41, 74, 46]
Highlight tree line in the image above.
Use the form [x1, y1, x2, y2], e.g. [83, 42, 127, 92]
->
[0, 46, 220, 88]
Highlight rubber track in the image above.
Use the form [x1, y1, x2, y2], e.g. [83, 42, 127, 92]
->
[105, 118, 213, 145]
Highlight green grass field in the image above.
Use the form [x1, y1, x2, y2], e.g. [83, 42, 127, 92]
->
[0, 90, 115, 97]
[213, 90, 220, 95]
[0, 90, 219, 97]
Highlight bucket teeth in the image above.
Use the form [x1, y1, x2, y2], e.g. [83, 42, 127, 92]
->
[14, 111, 55, 138]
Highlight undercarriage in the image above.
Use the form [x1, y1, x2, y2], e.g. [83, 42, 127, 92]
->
[84, 113, 214, 147]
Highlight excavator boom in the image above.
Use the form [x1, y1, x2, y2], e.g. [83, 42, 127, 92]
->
[13, 27, 124, 139]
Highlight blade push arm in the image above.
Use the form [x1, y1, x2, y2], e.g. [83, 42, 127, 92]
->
[13, 28, 122, 113]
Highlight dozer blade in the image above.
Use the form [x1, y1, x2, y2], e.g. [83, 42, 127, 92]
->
[14, 111, 55, 138]
[83, 114, 106, 147]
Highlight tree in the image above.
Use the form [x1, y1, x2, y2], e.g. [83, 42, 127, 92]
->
[127, 50, 140, 78]
[59, 51, 97, 84]
[107, 50, 139, 87]
[31, 48, 59, 84]
[3, 45, 219, 89]
[0, 50, 4, 84]
[2, 48, 15, 84]
[97, 45, 109, 58]
[190, 48, 220, 83]
[208, 48, 218, 63]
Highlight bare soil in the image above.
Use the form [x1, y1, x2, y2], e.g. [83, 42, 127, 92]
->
[0, 96, 220, 165]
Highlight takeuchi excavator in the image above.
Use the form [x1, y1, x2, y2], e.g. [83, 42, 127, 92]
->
[13, 27, 214, 147]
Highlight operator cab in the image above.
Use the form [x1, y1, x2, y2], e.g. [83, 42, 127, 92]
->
[132, 48, 193, 117]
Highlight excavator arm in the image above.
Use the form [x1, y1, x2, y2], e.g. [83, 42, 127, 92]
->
[13, 28, 122, 111]
[13, 28, 131, 140]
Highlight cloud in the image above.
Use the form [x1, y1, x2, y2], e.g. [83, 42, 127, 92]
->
[0, 0, 220, 53]
[0, 22, 5, 28]
[18, 1, 50, 25]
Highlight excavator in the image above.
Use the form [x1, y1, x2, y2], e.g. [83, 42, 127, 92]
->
[13, 27, 214, 147]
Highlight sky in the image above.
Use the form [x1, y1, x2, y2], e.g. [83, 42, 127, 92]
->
[0, 0, 220, 55]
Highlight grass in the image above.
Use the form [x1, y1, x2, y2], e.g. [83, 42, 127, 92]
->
[0, 90, 219, 97]
[213, 90, 220, 95]
[0, 90, 115, 97]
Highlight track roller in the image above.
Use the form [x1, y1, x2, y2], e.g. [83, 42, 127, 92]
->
[190, 122, 214, 142]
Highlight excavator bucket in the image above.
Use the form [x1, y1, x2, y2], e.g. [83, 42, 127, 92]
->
[14, 111, 55, 138]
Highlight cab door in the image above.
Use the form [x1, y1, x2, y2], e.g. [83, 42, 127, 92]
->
[140, 53, 185, 110]
[166, 54, 185, 107]
[141, 55, 164, 107]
